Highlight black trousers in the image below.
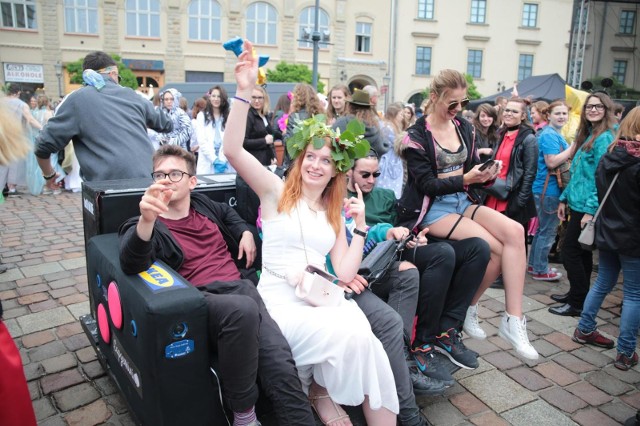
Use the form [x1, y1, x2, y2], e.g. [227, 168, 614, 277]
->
[402, 239, 490, 345]
[200, 279, 315, 425]
[563, 210, 594, 310]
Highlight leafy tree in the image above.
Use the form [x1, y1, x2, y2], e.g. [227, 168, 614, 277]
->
[66, 54, 138, 90]
[464, 74, 482, 100]
[266, 61, 325, 93]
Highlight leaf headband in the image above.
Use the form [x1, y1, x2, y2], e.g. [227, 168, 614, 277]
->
[286, 114, 370, 173]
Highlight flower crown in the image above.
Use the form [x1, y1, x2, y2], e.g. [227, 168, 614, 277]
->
[286, 114, 370, 173]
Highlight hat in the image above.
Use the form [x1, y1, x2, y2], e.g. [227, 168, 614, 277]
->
[348, 89, 372, 107]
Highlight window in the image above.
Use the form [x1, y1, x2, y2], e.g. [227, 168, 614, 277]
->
[613, 60, 627, 84]
[64, 0, 98, 34]
[522, 3, 538, 27]
[418, 0, 434, 20]
[619, 10, 636, 34]
[126, 0, 160, 37]
[1, 0, 37, 29]
[467, 49, 483, 78]
[355, 22, 371, 53]
[298, 6, 329, 48]
[246, 2, 277, 45]
[188, 0, 221, 41]
[518, 54, 534, 80]
[415, 46, 432, 75]
[470, 0, 486, 24]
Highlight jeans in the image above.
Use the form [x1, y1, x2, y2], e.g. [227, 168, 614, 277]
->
[402, 239, 490, 344]
[369, 261, 420, 336]
[578, 250, 640, 357]
[563, 210, 593, 309]
[200, 280, 315, 425]
[528, 194, 561, 274]
[353, 289, 423, 426]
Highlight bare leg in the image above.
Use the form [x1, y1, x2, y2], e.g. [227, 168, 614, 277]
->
[361, 396, 397, 426]
[308, 381, 352, 426]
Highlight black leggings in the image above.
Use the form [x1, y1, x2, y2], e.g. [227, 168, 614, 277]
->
[401, 238, 491, 346]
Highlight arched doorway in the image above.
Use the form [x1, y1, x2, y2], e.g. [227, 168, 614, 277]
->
[348, 75, 375, 93]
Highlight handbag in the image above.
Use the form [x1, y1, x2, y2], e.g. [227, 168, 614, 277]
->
[481, 177, 509, 200]
[294, 210, 346, 307]
[358, 239, 400, 285]
[578, 172, 620, 251]
[551, 142, 571, 189]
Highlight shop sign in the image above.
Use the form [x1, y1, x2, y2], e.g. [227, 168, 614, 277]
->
[4, 63, 44, 83]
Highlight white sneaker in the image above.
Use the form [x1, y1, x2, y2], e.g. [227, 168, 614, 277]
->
[498, 312, 539, 360]
[463, 304, 486, 340]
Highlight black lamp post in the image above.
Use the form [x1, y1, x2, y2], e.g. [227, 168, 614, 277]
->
[54, 61, 62, 98]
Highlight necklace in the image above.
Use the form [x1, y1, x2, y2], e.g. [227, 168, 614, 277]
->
[301, 196, 322, 213]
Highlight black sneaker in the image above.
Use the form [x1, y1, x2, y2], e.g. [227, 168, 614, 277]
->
[408, 364, 448, 396]
[434, 328, 479, 369]
[412, 344, 455, 386]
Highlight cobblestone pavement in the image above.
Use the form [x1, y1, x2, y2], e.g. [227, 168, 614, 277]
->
[1, 190, 638, 426]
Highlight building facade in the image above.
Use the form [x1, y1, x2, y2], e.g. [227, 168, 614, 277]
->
[0, 0, 391, 103]
[581, 1, 640, 92]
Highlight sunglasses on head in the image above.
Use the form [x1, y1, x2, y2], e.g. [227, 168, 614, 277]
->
[359, 171, 381, 179]
[447, 98, 470, 111]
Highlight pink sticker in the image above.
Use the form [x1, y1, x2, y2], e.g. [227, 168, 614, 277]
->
[97, 303, 110, 344]
[108, 282, 123, 330]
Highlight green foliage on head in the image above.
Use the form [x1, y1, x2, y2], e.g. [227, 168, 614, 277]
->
[286, 114, 370, 173]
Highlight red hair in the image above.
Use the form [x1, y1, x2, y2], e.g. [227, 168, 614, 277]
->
[278, 140, 346, 235]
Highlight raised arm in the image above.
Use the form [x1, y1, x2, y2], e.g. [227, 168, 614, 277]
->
[223, 40, 282, 204]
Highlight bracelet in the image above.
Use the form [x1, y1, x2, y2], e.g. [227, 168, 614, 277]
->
[43, 171, 56, 180]
[353, 228, 368, 238]
[233, 96, 250, 104]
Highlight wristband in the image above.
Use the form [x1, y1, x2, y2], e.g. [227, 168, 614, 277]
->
[233, 96, 250, 104]
[353, 228, 368, 238]
[43, 171, 56, 180]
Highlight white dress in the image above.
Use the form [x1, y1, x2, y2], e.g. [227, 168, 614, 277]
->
[258, 201, 399, 413]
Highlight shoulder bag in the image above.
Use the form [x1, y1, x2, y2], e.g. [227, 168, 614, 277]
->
[578, 172, 620, 251]
[358, 234, 412, 286]
[551, 141, 571, 189]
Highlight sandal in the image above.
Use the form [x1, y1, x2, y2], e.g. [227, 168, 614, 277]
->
[309, 393, 351, 425]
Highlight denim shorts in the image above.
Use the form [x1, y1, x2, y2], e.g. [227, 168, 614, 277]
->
[421, 192, 473, 226]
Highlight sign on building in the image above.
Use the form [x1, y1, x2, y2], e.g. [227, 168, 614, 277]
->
[3, 63, 44, 83]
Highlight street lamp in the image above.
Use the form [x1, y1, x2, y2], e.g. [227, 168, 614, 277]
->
[54, 61, 63, 99]
[383, 74, 391, 112]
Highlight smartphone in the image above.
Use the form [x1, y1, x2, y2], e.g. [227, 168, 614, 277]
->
[478, 159, 496, 171]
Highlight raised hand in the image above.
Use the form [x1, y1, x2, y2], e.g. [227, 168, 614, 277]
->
[234, 40, 260, 93]
[139, 180, 173, 224]
[344, 183, 366, 230]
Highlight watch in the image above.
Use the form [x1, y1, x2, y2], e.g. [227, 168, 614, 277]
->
[352, 228, 368, 238]
[43, 171, 56, 180]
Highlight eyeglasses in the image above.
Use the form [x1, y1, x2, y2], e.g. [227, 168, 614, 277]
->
[251, 96, 264, 101]
[447, 98, 470, 111]
[151, 170, 192, 182]
[585, 104, 605, 112]
[359, 171, 381, 179]
[503, 108, 522, 115]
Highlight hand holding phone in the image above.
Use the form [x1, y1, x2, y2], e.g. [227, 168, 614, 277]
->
[478, 159, 496, 172]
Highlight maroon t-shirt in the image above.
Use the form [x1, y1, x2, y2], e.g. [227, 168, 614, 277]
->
[158, 208, 242, 286]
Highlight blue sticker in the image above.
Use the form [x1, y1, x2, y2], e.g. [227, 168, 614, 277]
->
[165, 339, 195, 359]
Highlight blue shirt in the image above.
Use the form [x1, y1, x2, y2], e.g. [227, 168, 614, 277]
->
[532, 125, 570, 197]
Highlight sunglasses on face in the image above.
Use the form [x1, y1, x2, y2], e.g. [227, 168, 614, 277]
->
[359, 171, 381, 179]
[447, 98, 470, 112]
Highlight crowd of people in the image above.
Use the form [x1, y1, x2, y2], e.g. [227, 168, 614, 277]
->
[2, 43, 639, 426]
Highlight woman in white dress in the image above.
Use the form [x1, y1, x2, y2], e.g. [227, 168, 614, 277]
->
[224, 40, 398, 426]
[195, 85, 233, 174]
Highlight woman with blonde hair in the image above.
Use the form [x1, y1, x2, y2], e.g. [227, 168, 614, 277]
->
[244, 85, 275, 165]
[225, 40, 398, 426]
[377, 102, 407, 198]
[398, 69, 538, 360]
[326, 84, 350, 125]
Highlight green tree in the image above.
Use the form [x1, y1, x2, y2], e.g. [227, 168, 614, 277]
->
[266, 61, 325, 93]
[66, 54, 138, 90]
[464, 74, 482, 100]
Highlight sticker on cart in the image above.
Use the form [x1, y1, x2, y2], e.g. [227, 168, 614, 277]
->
[165, 339, 195, 359]
[138, 263, 187, 292]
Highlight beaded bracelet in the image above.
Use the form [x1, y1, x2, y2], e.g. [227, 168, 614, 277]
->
[233, 96, 250, 104]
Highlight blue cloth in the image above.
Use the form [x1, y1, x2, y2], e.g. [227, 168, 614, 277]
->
[528, 193, 561, 274]
[532, 125, 569, 197]
[421, 192, 472, 226]
[578, 250, 640, 357]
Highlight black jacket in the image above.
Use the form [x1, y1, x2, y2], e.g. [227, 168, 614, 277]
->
[492, 125, 538, 224]
[396, 116, 481, 229]
[118, 192, 251, 276]
[595, 146, 640, 257]
[244, 107, 275, 166]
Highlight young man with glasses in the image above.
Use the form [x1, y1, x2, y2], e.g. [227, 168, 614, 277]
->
[35, 51, 173, 187]
[345, 152, 491, 392]
[119, 145, 316, 426]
